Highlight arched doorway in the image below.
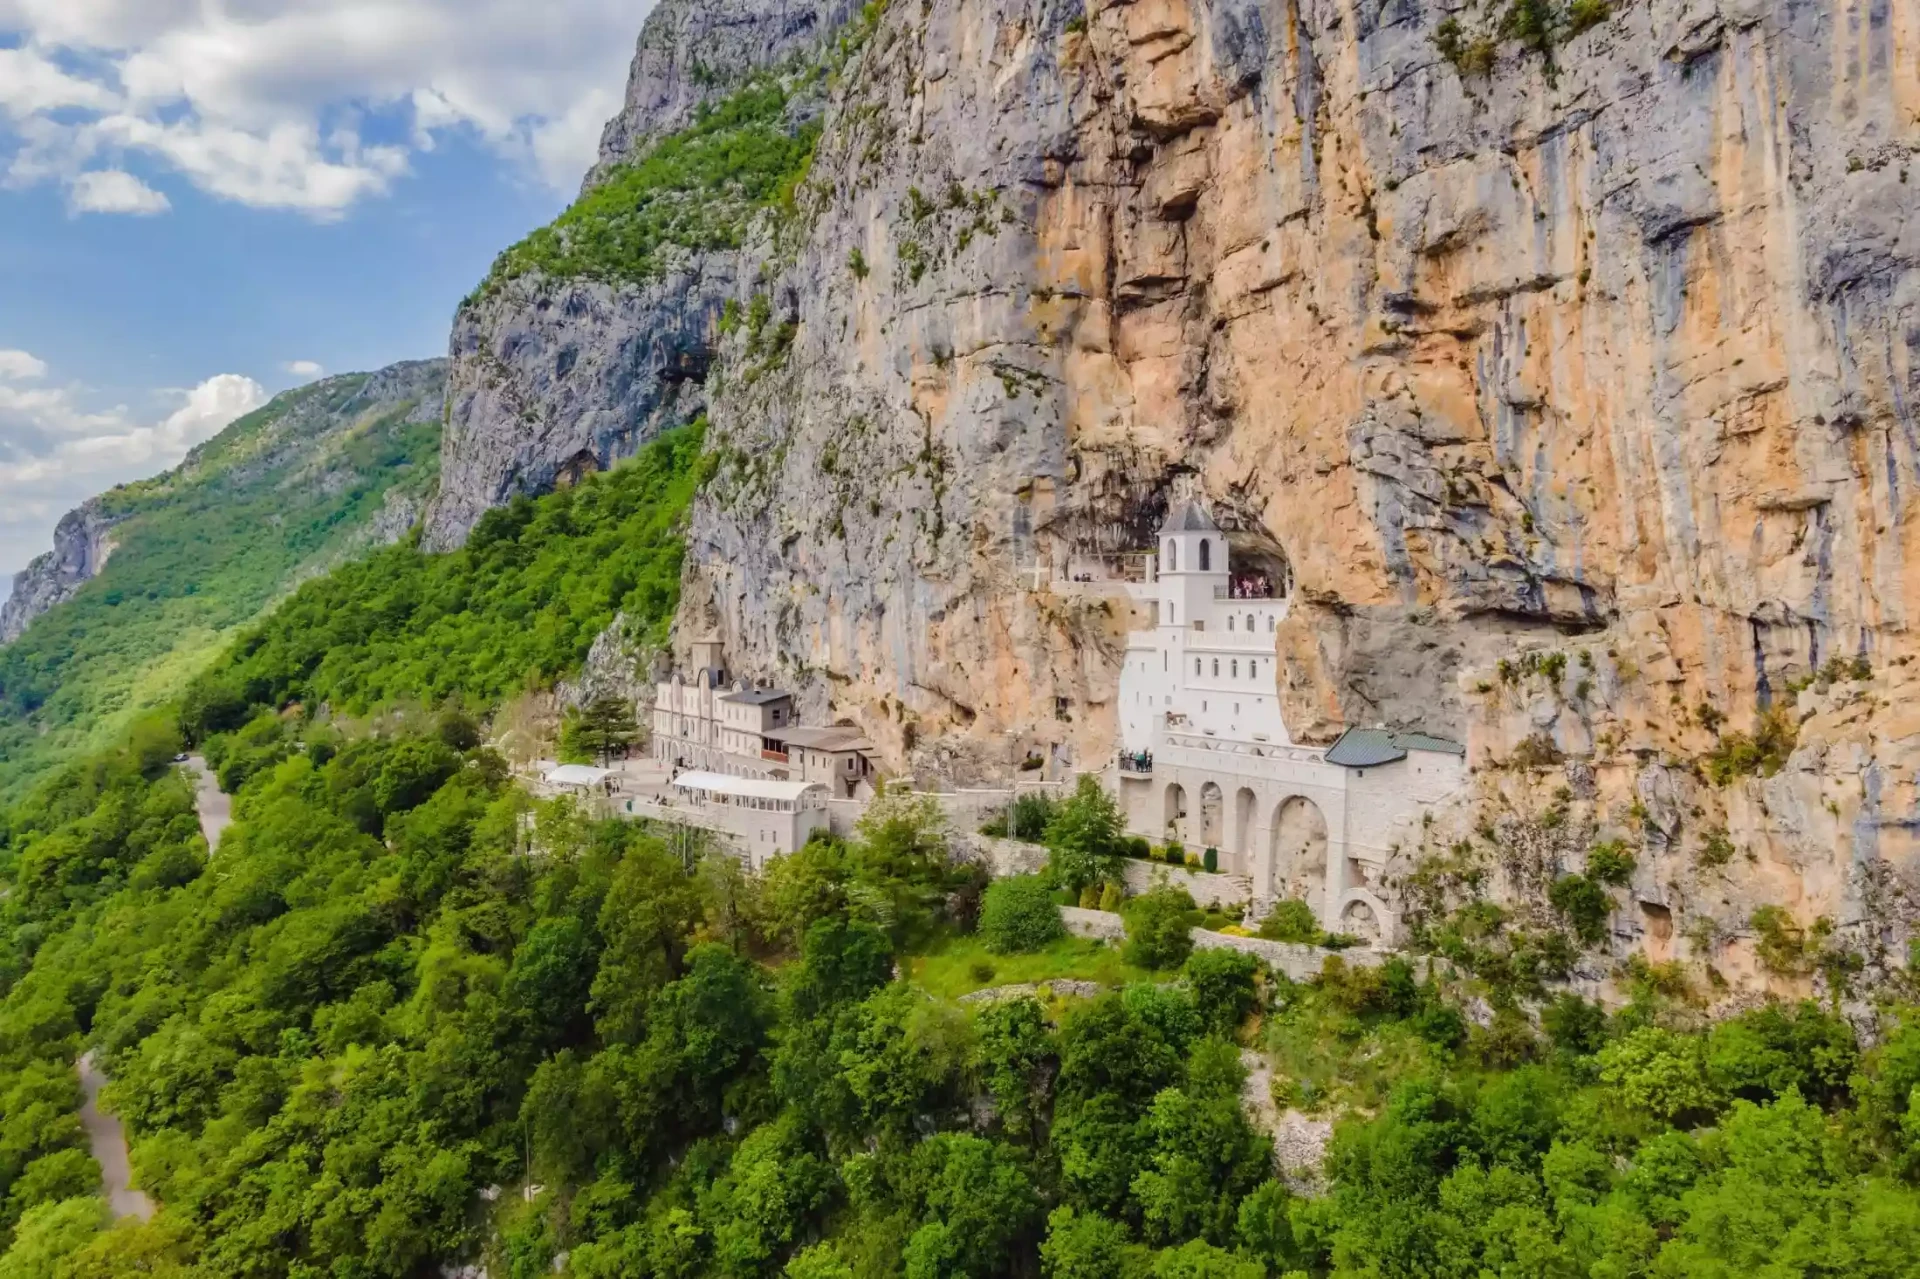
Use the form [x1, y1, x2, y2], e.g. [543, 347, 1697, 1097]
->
[1271, 796, 1328, 908]
[1233, 788, 1257, 869]
[1199, 782, 1223, 849]
[1163, 783, 1188, 844]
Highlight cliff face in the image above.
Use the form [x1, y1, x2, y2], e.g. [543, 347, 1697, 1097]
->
[2, 501, 122, 644]
[436, 0, 1920, 990]
[421, 0, 858, 552]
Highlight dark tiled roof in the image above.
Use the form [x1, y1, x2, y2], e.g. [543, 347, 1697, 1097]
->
[721, 687, 793, 705]
[1160, 500, 1220, 533]
[1325, 727, 1466, 768]
[778, 726, 873, 751]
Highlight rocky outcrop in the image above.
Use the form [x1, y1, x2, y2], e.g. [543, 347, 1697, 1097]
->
[425, 270, 735, 551]
[588, 0, 861, 184]
[2, 501, 122, 643]
[422, 0, 859, 552]
[426, 0, 1920, 991]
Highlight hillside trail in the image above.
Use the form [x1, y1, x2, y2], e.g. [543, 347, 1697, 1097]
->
[76, 1052, 155, 1222]
[63, 755, 234, 1224]
[185, 754, 231, 851]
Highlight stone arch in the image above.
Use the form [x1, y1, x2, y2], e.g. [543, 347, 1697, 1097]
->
[1270, 795, 1328, 909]
[1199, 781, 1223, 848]
[1340, 898, 1381, 945]
[1233, 787, 1257, 865]
[1163, 783, 1188, 840]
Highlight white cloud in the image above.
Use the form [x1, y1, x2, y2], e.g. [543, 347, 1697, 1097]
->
[68, 168, 170, 215]
[283, 360, 324, 378]
[0, 349, 49, 380]
[0, 1, 655, 217]
[0, 356, 267, 578]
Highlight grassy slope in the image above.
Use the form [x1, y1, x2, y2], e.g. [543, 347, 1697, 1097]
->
[0, 373, 442, 796]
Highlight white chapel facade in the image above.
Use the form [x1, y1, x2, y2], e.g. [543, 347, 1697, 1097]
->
[1113, 501, 1467, 944]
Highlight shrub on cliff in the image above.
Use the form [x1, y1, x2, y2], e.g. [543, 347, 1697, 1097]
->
[981, 875, 1064, 955]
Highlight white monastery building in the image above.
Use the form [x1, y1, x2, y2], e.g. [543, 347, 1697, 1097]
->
[1114, 501, 1467, 944]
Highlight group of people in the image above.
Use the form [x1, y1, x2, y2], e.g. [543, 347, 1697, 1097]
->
[1227, 574, 1274, 599]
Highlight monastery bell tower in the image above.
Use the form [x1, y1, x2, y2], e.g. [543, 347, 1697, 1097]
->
[1157, 500, 1227, 630]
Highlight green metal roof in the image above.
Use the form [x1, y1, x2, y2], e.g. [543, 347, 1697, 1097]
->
[1325, 727, 1466, 768]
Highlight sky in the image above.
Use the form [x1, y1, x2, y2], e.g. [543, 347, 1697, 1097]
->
[0, 0, 658, 589]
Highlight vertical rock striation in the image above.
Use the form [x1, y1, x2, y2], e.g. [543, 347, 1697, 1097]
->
[429, 0, 1920, 983]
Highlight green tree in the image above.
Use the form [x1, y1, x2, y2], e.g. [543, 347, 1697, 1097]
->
[563, 695, 640, 765]
[1045, 776, 1125, 894]
[904, 1135, 1042, 1278]
[590, 837, 704, 1043]
[1124, 886, 1197, 970]
[1183, 949, 1262, 1038]
[980, 875, 1065, 954]
[973, 997, 1056, 1143]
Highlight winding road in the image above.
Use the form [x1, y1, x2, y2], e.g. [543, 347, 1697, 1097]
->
[68, 757, 231, 1222]
[76, 1053, 154, 1222]
[184, 754, 231, 852]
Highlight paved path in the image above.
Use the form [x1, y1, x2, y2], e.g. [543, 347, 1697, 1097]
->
[184, 755, 231, 852]
[76, 1053, 154, 1222]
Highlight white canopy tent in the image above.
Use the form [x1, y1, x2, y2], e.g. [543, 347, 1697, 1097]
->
[544, 764, 615, 788]
[670, 771, 827, 809]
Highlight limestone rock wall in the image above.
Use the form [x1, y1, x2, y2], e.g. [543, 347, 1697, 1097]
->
[428, 0, 1920, 988]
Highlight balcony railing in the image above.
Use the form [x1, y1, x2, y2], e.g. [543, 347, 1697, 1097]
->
[1215, 578, 1279, 600]
[1117, 751, 1154, 775]
[762, 748, 790, 764]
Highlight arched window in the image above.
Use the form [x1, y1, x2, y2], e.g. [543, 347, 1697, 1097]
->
[1198, 539, 1211, 571]
[1231, 660, 1239, 677]
[1247, 614, 1255, 632]
[1195, 658, 1201, 676]
[1212, 659, 1219, 677]
[1166, 539, 1178, 572]
[1227, 616, 1235, 632]
[1266, 615, 1275, 632]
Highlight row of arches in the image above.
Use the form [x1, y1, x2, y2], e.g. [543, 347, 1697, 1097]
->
[1163, 782, 1328, 900]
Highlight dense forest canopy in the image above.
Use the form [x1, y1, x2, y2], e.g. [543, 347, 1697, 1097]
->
[4, 698, 1920, 1277]
[180, 422, 706, 730]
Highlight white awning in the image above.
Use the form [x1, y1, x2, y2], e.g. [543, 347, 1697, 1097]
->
[545, 764, 614, 787]
[671, 771, 826, 802]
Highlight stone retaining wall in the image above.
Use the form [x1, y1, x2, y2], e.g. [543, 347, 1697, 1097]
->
[1119, 858, 1253, 910]
[1057, 906, 1393, 981]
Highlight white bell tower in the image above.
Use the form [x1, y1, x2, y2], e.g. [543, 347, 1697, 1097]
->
[1157, 499, 1227, 630]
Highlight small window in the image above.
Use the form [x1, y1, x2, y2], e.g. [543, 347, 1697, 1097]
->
[1227, 616, 1235, 632]
[1212, 659, 1219, 677]
[1166, 539, 1178, 572]
[1231, 660, 1238, 677]
[1246, 614, 1255, 632]
[1195, 658, 1202, 676]
[1267, 616, 1276, 632]
[1199, 539, 1211, 571]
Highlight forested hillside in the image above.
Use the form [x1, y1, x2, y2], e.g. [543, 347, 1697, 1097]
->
[0, 364, 444, 797]
[4, 708, 1920, 1278]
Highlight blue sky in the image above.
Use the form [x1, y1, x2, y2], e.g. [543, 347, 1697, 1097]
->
[0, 0, 657, 586]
